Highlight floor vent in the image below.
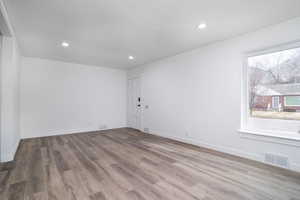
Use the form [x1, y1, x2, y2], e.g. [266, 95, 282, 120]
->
[265, 153, 289, 168]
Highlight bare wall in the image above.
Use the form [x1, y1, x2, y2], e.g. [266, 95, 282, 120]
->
[0, 37, 21, 162]
[20, 57, 127, 138]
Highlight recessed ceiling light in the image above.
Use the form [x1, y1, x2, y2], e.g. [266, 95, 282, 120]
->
[61, 41, 69, 47]
[128, 56, 134, 60]
[198, 23, 207, 30]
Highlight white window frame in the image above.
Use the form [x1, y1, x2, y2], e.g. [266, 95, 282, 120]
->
[240, 41, 300, 141]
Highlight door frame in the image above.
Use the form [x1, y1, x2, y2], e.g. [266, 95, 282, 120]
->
[127, 77, 142, 131]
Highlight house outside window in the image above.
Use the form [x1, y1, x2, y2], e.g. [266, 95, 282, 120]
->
[242, 42, 300, 138]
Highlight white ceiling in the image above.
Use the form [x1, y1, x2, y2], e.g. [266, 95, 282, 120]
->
[4, 0, 300, 69]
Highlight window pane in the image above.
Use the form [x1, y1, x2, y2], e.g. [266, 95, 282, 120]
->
[248, 46, 300, 120]
[285, 96, 300, 106]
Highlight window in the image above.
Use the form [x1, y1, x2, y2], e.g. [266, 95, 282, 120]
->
[242, 42, 300, 138]
[247, 46, 300, 120]
[284, 96, 300, 107]
[272, 96, 280, 109]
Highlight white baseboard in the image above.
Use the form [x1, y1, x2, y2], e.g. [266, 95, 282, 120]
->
[148, 130, 300, 173]
[21, 126, 127, 139]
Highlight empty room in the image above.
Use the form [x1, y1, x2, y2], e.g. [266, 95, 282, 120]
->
[1, 0, 300, 199]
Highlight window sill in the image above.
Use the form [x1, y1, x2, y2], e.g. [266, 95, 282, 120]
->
[238, 129, 300, 147]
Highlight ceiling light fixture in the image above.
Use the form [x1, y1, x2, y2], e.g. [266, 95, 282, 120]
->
[128, 56, 134, 60]
[198, 23, 207, 30]
[61, 41, 69, 47]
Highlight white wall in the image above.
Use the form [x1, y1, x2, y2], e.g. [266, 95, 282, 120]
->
[0, 0, 21, 162]
[20, 57, 127, 138]
[128, 17, 300, 172]
[0, 37, 21, 162]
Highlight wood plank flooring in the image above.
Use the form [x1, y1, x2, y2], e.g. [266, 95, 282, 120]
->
[1, 128, 300, 200]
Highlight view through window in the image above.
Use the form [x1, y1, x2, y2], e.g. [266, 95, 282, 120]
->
[248, 46, 300, 120]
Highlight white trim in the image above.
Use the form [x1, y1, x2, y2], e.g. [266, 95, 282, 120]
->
[241, 41, 300, 137]
[21, 126, 126, 139]
[148, 129, 300, 173]
[241, 54, 248, 131]
[150, 130, 261, 162]
[238, 128, 300, 143]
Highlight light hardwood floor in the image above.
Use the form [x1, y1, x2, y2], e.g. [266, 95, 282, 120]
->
[1, 128, 300, 200]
